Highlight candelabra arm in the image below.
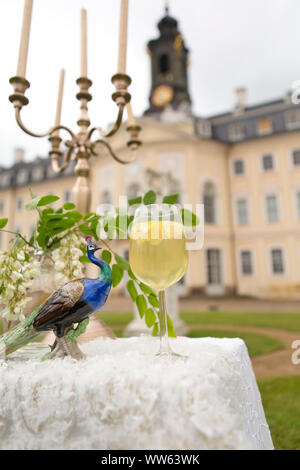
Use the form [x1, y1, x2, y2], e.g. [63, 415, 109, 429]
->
[49, 125, 75, 140]
[50, 145, 74, 174]
[15, 107, 53, 138]
[91, 139, 131, 165]
[88, 103, 125, 140]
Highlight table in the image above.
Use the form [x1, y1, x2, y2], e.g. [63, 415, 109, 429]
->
[0, 336, 273, 450]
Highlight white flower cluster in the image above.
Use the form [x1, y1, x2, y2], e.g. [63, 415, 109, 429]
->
[0, 246, 41, 322]
[52, 232, 84, 287]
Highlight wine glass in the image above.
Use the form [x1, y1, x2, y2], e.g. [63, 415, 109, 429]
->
[129, 204, 188, 357]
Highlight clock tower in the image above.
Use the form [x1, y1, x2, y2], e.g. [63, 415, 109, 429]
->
[144, 6, 192, 118]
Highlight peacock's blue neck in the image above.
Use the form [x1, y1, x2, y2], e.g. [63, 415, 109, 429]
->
[88, 252, 112, 284]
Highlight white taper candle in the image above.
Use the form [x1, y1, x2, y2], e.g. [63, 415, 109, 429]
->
[54, 69, 65, 136]
[117, 0, 129, 74]
[81, 9, 87, 77]
[17, 0, 33, 77]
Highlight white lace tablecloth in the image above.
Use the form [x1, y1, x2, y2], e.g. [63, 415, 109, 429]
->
[0, 336, 273, 450]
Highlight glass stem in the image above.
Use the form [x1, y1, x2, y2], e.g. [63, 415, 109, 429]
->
[158, 289, 171, 354]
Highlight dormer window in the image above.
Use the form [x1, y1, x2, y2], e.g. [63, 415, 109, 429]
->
[257, 117, 272, 135]
[196, 119, 211, 138]
[32, 165, 44, 181]
[0, 172, 11, 187]
[228, 123, 245, 141]
[285, 109, 300, 130]
[17, 169, 28, 185]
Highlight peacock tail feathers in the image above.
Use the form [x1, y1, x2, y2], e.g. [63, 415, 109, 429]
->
[0, 304, 43, 357]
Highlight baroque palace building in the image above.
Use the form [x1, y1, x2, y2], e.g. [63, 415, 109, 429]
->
[1, 8, 300, 299]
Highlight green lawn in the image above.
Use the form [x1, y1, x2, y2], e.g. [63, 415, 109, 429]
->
[188, 329, 283, 357]
[181, 311, 300, 333]
[258, 376, 300, 450]
[97, 312, 133, 326]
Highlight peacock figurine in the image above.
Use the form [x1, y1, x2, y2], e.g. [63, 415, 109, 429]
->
[0, 237, 112, 360]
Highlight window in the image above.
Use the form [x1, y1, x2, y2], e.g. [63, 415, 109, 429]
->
[127, 183, 141, 200]
[236, 198, 249, 225]
[285, 110, 300, 129]
[257, 117, 272, 135]
[233, 159, 245, 175]
[292, 150, 300, 166]
[203, 182, 216, 224]
[271, 248, 284, 274]
[228, 123, 245, 142]
[32, 165, 44, 181]
[17, 169, 28, 185]
[63, 190, 71, 203]
[262, 154, 274, 171]
[206, 249, 222, 285]
[266, 194, 279, 222]
[0, 201, 4, 213]
[0, 172, 11, 187]
[159, 53, 170, 74]
[100, 190, 112, 204]
[16, 199, 22, 211]
[47, 165, 55, 178]
[196, 119, 211, 138]
[297, 191, 300, 219]
[240, 250, 253, 275]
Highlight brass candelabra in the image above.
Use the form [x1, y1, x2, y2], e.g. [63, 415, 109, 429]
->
[9, 73, 141, 214]
[8, 0, 141, 215]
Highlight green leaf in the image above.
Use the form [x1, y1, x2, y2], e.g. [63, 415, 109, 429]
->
[168, 327, 177, 337]
[148, 293, 159, 308]
[114, 253, 130, 270]
[37, 195, 60, 206]
[64, 210, 82, 222]
[152, 323, 159, 336]
[139, 282, 155, 295]
[128, 267, 137, 280]
[78, 224, 94, 236]
[79, 255, 91, 263]
[166, 314, 174, 330]
[145, 308, 157, 328]
[102, 249, 112, 264]
[112, 264, 123, 287]
[128, 196, 142, 206]
[136, 294, 147, 318]
[181, 208, 200, 226]
[63, 202, 76, 210]
[126, 280, 138, 301]
[143, 190, 156, 205]
[0, 218, 8, 229]
[84, 212, 98, 221]
[42, 207, 54, 214]
[25, 196, 41, 211]
[162, 193, 179, 204]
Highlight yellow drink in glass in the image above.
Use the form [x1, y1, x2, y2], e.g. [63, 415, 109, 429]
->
[129, 220, 188, 290]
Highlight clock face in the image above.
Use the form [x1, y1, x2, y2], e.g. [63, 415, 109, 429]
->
[152, 85, 174, 107]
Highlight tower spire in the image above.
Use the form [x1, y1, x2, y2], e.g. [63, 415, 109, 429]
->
[144, 6, 192, 119]
[164, 0, 169, 15]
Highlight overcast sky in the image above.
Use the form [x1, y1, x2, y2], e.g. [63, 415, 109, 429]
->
[0, 0, 300, 166]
